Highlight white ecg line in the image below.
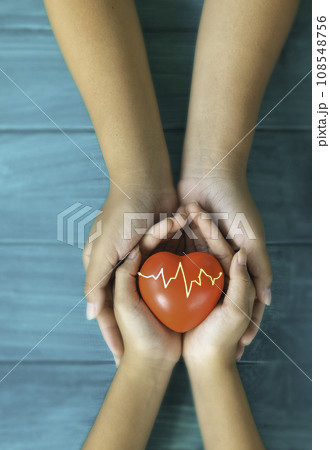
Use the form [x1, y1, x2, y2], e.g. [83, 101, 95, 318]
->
[138, 262, 223, 299]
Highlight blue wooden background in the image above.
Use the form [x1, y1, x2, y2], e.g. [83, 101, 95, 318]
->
[0, 1, 311, 449]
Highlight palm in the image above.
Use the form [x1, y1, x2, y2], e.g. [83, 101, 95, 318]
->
[178, 176, 272, 308]
[183, 303, 233, 360]
[116, 289, 181, 364]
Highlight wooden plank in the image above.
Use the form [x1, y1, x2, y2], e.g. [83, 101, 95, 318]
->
[0, 0, 203, 31]
[0, 129, 311, 243]
[0, 0, 311, 130]
[0, 243, 311, 363]
[0, 0, 310, 34]
[0, 361, 311, 449]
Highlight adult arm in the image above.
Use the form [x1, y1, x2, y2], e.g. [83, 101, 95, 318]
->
[44, 0, 176, 358]
[44, 0, 172, 185]
[181, 0, 300, 177]
[179, 0, 300, 351]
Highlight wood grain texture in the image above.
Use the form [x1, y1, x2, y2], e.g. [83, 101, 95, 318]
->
[0, 129, 311, 243]
[0, 0, 310, 35]
[0, 0, 311, 447]
[0, 243, 311, 364]
[0, 1, 311, 130]
[1, 0, 204, 31]
[0, 361, 311, 450]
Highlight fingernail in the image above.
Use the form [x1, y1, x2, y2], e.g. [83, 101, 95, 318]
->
[86, 302, 96, 320]
[238, 248, 247, 266]
[264, 288, 272, 306]
[128, 245, 139, 259]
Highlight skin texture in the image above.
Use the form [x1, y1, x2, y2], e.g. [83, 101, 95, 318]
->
[44, 0, 299, 362]
[83, 214, 264, 449]
[184, 252, 264, 450]
[83, 218, 183, 450]
[179, 0, 300, 355]
[44, 0, 177, 359]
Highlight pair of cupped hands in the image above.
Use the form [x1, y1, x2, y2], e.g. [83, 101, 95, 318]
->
[82, 175, 273, 368]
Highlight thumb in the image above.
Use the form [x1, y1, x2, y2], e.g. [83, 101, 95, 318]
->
[225, 248, 255, 316]
[114, 246, 141, 303]
[248, 245, 273, 306]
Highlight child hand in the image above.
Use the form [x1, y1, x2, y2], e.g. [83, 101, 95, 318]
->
[180, 204, 257, 366]
[112, 230, 183, 369]
[183, 247, 256, 368]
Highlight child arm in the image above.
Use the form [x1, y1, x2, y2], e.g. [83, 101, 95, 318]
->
[183, 207, 265, 449]
[83, 219, 183, 449]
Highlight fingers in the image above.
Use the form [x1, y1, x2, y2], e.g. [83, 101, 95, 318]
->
[82, 240, 93, 271]
[236, 342, 245, 361]
[239, 299, 265, 347]
[115, 246, 142, 300]
[248, 245, 273, 306]
[186, 202, 234, 274]
[112, 246, 142, 365]
[225, 248, 256, 317]
[84, 243, 119, 320]
[97, 305, 124, 366]
[140, 214, 186, 256]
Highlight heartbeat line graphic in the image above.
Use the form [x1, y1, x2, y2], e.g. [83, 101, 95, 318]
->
[138, 262, 223, 299]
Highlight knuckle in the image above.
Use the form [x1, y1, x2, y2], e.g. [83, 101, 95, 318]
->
[240, 273, 252, 286]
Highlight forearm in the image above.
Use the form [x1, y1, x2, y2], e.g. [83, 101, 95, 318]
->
[182, 0, 300, 178]
[186, 359, 264, 450]
[83, 356, 173, 450]
[44, 0, 172, 186]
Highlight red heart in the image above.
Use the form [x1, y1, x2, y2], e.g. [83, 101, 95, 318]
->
[138, 252, 224, 332]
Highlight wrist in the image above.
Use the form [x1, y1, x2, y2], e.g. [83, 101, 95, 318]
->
[108, 168, 176, 199]
[178, 171, 248, 205]
[120, 352, 176, 380]
[180, 162, 246, 185]
[184, 347, 237, 375]
[115, 167, 175, 192]
[181, 116, 254, 181]
[185, 356, 237, 386]
[100, 140, 174, 192]
[105, 174, 177, 213]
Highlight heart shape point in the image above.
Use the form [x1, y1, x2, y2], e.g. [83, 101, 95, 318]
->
[138, 252, 224, 332]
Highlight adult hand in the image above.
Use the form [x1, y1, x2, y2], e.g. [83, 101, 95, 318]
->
[179, 175, 272, 349]
[82, 184, 177, 363]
